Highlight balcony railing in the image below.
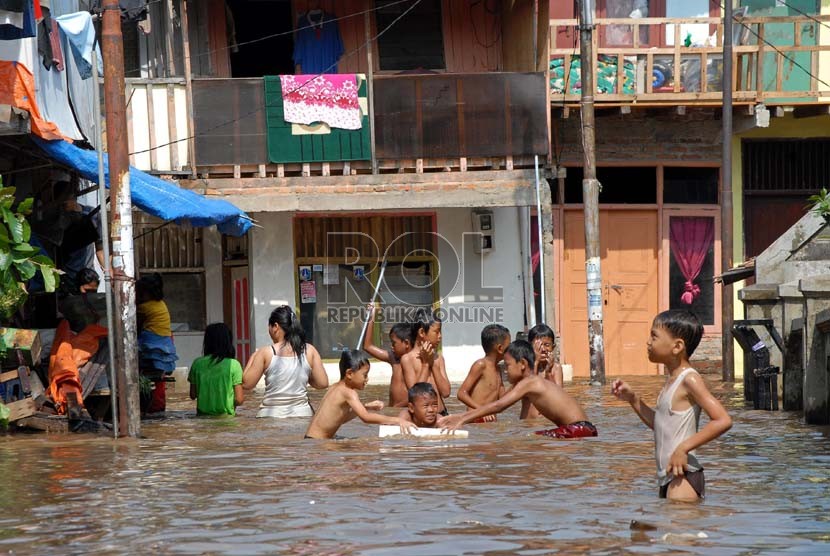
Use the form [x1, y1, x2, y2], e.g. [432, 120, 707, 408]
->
[549, 15, 830, 105]
[127, 72, 548, 177]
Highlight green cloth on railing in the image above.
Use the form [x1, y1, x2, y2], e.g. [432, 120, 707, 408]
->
[550, 55, 636, 95]
[0, 402, 9, 427]
[264, 76, 371, 164]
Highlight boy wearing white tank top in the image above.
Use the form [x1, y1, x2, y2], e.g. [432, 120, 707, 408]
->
[612, 310, 732, 501]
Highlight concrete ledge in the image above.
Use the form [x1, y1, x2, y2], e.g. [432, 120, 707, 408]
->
[791, 317, 804, 333]
[778, 281, 803, 299]
[799, 276, 830, 297]
[739, 283, 780, 301]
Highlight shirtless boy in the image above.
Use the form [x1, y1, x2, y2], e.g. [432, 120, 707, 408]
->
[362, 304, 414, 407]
[304, 350, 415, 439]
[398, 382, 440, 428]
[522, 323, 564, 419]
[457, 324, 509, 423]
[400, 310, 451, 415]
[439, 340, 598, 439]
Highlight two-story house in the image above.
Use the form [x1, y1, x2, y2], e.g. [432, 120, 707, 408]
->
[124, 0, 551, 378]
[548, 0, 830, 379]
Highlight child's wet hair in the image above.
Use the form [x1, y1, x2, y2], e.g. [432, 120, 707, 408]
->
[203, 322, 236, 364]
[481, 324, 510, 353]
[505, 340, 535, 369]
[339, 349, 371, 379]
[411, 308, 442, 343]
[653, 310, 703, 357]
[390, 322, 413, 345]
[528, 324, 555, 345]
[407, 382, 437, 403]
[137, 272, 164, 300]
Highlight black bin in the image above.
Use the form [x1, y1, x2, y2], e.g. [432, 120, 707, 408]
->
[732, 324, 772, 403]
[753, 366, 780, 411]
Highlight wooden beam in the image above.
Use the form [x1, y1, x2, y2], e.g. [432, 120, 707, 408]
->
[792, 105, 830, 119]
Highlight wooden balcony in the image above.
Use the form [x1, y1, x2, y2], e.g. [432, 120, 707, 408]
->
[127, 72, 548, 177]
[549, 15, 830, 107]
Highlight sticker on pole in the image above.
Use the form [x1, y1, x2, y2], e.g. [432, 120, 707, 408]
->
[588, 292, 603, 320]
[586, 257, 602, 290]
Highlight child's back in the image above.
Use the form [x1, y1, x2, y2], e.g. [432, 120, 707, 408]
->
[189, 323, 243, 416]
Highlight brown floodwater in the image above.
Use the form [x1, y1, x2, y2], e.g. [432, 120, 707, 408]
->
[2, 376, 830, 555]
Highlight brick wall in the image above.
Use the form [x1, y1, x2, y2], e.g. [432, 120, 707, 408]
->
[692, 334, 722, 375]
[555, 108, 723, 163]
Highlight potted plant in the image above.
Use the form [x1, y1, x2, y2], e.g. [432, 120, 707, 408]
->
[807, 187, 830, 225]
[0, 180, 61, 324]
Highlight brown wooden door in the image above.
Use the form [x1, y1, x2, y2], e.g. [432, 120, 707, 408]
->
[562, 210, 660, 377]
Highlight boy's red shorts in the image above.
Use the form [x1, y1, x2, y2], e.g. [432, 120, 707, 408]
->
[535, 420, 597, 439]
[471, 415, 497, 424]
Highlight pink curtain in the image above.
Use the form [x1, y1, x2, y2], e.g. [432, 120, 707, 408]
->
[669, 217, 714, 305]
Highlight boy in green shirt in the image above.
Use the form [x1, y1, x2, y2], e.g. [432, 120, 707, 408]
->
[188, 323, 244, 415]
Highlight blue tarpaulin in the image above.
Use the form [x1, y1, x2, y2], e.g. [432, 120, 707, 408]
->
[34, 137, 252, 236]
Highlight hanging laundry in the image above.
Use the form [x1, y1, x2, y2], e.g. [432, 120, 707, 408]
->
[280, 73, 361, 130]
[0, 0, 35, 40]
[37, 7, 65, 71]
[293, 10, 344, 74]
[56, 10, 101, 80]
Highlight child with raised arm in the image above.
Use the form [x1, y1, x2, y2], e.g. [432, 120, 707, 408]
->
[398, 382, 441, 428]
[612, 310, 732, 501]
[188, 323, 244, 416]
[457, 324, 510, 423]
[362, 304, 414, 407]
[439, 340, 597, 439]
[522, 324, 564, 419]
[304, 350, 415, 439]
[400, 310, 451, 415]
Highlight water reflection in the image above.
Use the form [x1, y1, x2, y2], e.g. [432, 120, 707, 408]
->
[2, 376, 829, 554]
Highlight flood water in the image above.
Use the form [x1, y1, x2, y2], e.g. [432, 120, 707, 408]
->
[2, 376, 830, 555]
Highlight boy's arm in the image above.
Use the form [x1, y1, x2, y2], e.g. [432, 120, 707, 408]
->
[233, 385, 244, 406]
[344, 392, 415, 432]
[362, 305, 391, 363]
[668, 373, 733, 476]
[189, 383, 197, 400]
[457, 361, 485, 409]
[433, 356, 451, 398]
[440, 380, 531, 430]
[611, 379, 655, 430]
[232, 362, 244, 406]
[550, 363, 564, 387]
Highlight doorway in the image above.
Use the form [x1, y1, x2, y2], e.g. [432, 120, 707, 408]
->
[227, 0, 295, 77]
[561, 210, 659, 377]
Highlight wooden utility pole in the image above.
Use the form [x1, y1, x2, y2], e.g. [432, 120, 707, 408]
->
[102, 1, 141, 437]
[577, 0, 605, 385]
[721, 0, 735, 382]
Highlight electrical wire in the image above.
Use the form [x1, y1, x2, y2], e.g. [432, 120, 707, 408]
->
[470, 0, 502, 50]
[128, 0, 424, 157]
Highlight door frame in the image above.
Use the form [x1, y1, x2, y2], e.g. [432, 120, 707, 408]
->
[660, 207, 722, 335]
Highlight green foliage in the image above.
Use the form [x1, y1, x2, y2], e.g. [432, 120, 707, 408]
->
[807, 188, 830, 221]
[0, 179, 61, 321]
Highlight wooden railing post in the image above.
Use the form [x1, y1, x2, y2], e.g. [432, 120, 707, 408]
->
[180, 0, 198, 177]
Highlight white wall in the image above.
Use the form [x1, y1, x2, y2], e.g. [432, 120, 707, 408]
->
[249, 212, 297, 350]
[203, 227, 225, 325]
[436, 207, 528, 380]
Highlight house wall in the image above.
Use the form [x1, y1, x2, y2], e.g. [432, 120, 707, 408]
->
[291, 0, 503, 74]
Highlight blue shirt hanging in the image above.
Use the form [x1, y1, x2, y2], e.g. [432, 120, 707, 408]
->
[293, 11, 344, 75]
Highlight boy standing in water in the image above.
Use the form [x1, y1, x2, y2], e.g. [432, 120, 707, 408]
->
[440, 340, 597, 438]
[362, 304, 414, 407]
[612, 310, 732, 501]
[399, 382, 441, 428]
[305, 350, 415, 439]
[457, 324, 510, 422]
[522, 324, 563, 419]
[401, 310, 451, 415]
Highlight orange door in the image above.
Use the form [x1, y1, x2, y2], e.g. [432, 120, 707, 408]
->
[562, 210, 659, 377]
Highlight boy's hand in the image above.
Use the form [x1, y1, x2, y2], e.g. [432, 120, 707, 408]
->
[365, 400, 384, 411]
[418, 341, 435, 365]
[479, 414, 497, 423]
[668, 448, 688, 477]
[438, 413, 465, 431]
[399, 420, 417, 435]
[611, 379, 635, 403]
[365, 303, 376, 321]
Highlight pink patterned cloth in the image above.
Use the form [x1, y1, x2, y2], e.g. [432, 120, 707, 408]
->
[280, 74, 361, 130]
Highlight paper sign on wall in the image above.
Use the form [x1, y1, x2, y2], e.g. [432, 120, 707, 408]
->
[353, 266, 365, 280]
[299, 266, 312, 281]
[300, 280, 317, 303]
[313, 264, 323, 272]
[586, 257, 602, 290]
[323, 264, 339, 285]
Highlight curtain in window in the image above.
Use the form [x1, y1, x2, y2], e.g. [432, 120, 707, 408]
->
[669, 216, 714, 305]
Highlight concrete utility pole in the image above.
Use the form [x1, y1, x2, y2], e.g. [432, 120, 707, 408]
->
[577, 0, 605, 385]
[102, 1, 141, 437]
[721, 0, 735, 383]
